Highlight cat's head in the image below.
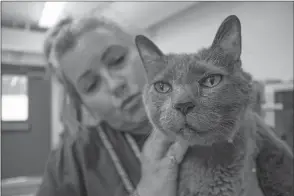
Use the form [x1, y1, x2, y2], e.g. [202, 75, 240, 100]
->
[135, 15, 253, 146]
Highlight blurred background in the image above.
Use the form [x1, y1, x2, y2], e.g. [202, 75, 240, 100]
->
[1, 1, 293, 196]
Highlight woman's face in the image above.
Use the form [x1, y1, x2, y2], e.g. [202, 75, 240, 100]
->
[59, 27, 148, 131]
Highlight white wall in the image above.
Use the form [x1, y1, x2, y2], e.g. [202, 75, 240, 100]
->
[151, 2, 293, 81]
[2, 28, 45, 53]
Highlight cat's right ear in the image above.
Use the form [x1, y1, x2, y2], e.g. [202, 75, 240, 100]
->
[211, 15, 242, 60]
[135, 35, 165, 80]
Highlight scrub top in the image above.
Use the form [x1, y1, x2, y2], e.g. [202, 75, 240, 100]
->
[36, 121, 149, 196]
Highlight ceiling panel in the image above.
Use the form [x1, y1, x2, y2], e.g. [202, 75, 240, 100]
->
[100, 2, 198, 29]
[1, 2, 196, 32]
[59, 2, 112, 19]
[2, 2, 197, 55]
[90, 2, 198, 34]
[1, 2, 45, 25]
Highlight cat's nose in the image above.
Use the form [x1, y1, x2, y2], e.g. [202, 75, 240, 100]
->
[173, 102, 195, 115]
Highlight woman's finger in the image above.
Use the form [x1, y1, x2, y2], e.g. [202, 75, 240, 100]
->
[143, 129, 173, 161]
[165, 140, 189, 164]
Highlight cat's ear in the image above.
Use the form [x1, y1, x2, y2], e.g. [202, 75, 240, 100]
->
[211, 15, 242, 60]
[135, 35, 165, 80]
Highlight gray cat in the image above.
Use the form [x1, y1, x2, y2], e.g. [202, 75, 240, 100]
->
[135, 15, 293, 196]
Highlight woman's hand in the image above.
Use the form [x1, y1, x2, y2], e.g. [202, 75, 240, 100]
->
[135, 129, 188, 196]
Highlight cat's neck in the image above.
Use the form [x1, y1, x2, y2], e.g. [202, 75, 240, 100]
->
[188, 108, 255, 163]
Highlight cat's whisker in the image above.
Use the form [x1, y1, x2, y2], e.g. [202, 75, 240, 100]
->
[187, 114, 233, 148]
[220, 119, 244, 142]
[201, 118, 240, 149]
[189, 112, 240, 145]
[215, 128, 237, 149]
[189, 114, 215, 130]
[195, 84, 200, 98]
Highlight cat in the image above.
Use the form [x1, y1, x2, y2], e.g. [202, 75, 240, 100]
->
[135, 15, 293, 196]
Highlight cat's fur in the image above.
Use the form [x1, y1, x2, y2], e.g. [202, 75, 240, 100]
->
[135, 15, 293, 196]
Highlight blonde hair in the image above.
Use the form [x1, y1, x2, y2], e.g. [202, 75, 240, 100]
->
[44, 15, 133, 83]
[43, 15, 136, 134]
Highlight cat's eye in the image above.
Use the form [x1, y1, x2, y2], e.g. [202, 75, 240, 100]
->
[200, 74, 222, 88]
[154, 81, 172, 93]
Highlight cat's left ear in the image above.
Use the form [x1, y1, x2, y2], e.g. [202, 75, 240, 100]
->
[211, 15, 242, 60]
[135, 35, 165, 80]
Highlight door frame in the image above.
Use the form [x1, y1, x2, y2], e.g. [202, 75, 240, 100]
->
[2, 64, 49, 131]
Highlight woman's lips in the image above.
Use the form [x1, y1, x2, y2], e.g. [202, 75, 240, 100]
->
[121, 93, 142, 110]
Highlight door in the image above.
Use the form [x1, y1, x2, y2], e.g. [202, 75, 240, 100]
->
[275, 90, 293, 148]
[1, 64, 51, 179]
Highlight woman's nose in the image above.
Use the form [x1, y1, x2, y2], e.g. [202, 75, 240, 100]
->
[100, 68, 127, 97]
[105, 75, 127, 97]
[110, 81, 128, 98]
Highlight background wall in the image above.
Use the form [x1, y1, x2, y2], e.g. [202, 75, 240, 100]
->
[149, 1, 293, 81]
[2, 28, 45, 53]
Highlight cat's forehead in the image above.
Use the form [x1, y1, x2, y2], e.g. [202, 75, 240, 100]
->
[161, 52, 225, 81]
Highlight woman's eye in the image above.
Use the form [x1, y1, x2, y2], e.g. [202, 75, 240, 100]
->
[86, 80, 97, 93]
[200, 74, 222, 88]
[102, 45, 128, 67]
[83, 76, 100, 93]
[110, 55, 125, 66]
[154, 81, 172, 93]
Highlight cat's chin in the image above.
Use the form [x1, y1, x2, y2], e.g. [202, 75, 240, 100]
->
[180, 128, 213, 146]
[164, 125, 230, 147]
[158, 120, 233, 146]
[161, 127, 212, 146]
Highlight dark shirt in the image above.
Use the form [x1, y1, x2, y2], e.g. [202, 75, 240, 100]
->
[36, 122, 149, 196]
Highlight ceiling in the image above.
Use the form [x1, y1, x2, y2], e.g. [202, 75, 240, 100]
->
[1, 2, 112, 31]
[1, 2, 45, 26]
[1, 1, 198, 32]
[1, 1, 198, 63]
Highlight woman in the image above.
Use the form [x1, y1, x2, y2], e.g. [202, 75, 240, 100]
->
[36, 16, 188, 196]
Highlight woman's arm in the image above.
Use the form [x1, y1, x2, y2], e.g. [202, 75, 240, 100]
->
[255, 116, 293, 196]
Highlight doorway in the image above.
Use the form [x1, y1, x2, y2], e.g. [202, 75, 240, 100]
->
[1, 64, 51, 179]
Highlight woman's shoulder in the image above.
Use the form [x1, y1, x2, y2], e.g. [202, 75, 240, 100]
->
[40, 123, 129, 196]
[58, 124, 105, 151]
[48, 124, 110, 173]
